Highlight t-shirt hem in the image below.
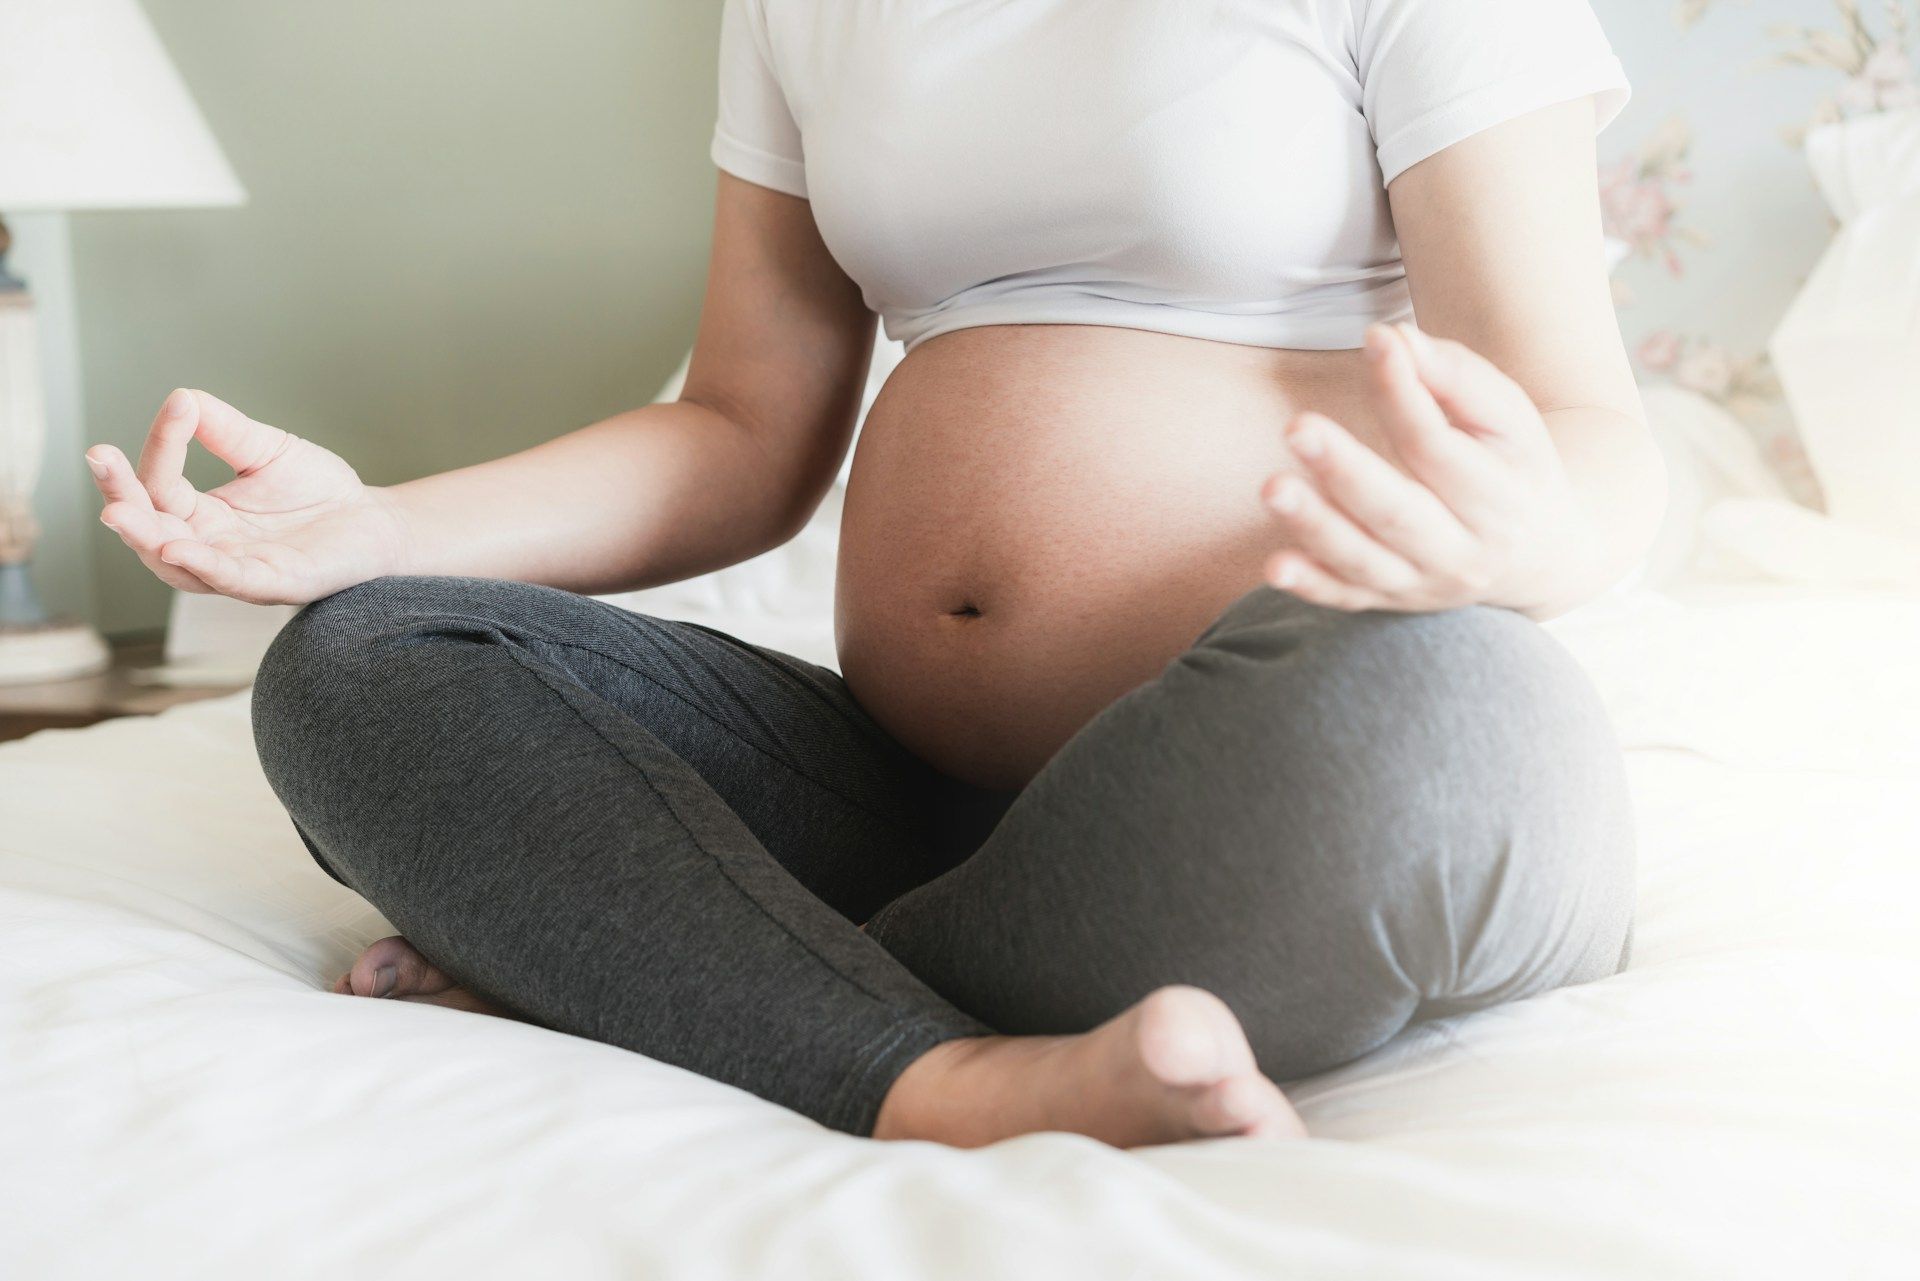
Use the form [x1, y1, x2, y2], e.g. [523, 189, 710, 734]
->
[711, 129, 808, 199]
[889, 297, 1417, 354]
[1374, 54, 1631, 187]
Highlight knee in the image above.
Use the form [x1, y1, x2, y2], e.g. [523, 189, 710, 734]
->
[1280, 603, 1635, 908]
[269, 574, 484, 658]
[1180, 596, 1635, 1054]
[1190, 593, 1627, 817]
[256, 574, 543, 697]
[256, 578, 415, 716]
[252, 576, 490, 782]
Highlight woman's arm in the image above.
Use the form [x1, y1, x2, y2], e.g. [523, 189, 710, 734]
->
[88, 174, 873, 604]
[389, 174, 874, 592]
[1388, 97, 1666, 616]
[1259, 98, 1668, 621]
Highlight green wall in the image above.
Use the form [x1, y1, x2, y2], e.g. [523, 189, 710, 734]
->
[69, 1, 722, 634]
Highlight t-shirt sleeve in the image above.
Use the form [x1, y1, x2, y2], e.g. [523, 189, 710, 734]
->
[1355, 0, 1630, 187]
[711, 0, 808, 198]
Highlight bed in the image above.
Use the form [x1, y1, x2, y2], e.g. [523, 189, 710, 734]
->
[5, 428, 1919, 1277]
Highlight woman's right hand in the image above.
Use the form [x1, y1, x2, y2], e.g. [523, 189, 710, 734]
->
[86, 389, 412, 605]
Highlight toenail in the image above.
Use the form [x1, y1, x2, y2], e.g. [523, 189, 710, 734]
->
[371, 965, 398, 998]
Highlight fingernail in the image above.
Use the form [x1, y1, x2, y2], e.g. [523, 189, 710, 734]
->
[85, 455, 107, 479]
[371, 965, 398, 998]
[1289, 424, 1324, 459]
[165, 389, 193, 418]
[1273, 559, 1300, 588]
[1269, 478, 1302, 514]
[1397, 322, 1430, 356]
[1363, 326, 1393, 362]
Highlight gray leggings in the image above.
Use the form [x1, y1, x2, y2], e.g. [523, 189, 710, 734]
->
[252, 576, 1634, 1136]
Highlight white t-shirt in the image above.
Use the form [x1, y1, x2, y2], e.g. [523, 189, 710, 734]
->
[711, 0, 1629, 353]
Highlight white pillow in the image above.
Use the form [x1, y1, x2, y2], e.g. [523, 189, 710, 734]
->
[1770, 108, 1920, 546]
[1635, 382, 1790, 589]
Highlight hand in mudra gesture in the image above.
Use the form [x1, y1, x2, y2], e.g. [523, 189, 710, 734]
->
[87, 389, 408, 605]
[1260, 322, 1592, 616]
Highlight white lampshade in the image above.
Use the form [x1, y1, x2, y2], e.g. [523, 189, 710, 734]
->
[0, 0, 245, 212]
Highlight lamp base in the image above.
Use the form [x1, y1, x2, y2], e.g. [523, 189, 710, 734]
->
[0, 620, 112, 686]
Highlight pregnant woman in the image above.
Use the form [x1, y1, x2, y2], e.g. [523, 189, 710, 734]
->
[87, 0, 1662, 1147]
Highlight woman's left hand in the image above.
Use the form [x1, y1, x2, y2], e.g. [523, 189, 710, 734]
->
[1260, 322, 1592, 615]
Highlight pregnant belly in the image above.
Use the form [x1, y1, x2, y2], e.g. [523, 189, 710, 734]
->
[835, 324, 1378, 790]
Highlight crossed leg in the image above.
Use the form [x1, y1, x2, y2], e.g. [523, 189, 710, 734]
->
[262, 577, 1629, 1146]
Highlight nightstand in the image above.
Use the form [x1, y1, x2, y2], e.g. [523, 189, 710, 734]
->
[0, 632, 249, 743]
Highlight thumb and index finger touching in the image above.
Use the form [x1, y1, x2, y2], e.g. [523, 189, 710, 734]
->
[84, 389, 286, 598]
[129, 389, 288, 514]
[86, 388, 285, 518]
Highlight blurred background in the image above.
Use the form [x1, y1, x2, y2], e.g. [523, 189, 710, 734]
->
[27, 0, 720, 635]
[18, 0, 1918, 635]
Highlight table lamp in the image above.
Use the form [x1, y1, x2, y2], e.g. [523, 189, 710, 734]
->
[0, 0, 245, 684]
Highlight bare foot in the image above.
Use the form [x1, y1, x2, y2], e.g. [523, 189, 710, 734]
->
[873, 985, 1305, 1148]
[331, 935, 510, 1017]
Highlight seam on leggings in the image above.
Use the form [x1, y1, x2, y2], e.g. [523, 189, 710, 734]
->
[826, 1020, 914, 1133]
[553, 624, 887, 821]
[608, 612, 892, 781]
[588, 608, 926, 814]
[827, 1015, 955, 1135]
[676, 645, 812, 778]
[619, 619, 796, 754]
[503, 643, 927, 1022]
[413, 608, 916, 836]
[627, 621, 930, 821]
[680, 620, 911, 765]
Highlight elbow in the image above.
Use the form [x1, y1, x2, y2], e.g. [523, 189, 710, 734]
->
[729, 462, 838, 559]
[1574, 410, 1670, 610]
[759, 478, 838, 553]
[747, 434, 855, 557]
[1631, 411, 1672, 561]
[678, 388, 848, 559]
[1617, 419, 1671, 569]
[1530, 404, 1671, 619]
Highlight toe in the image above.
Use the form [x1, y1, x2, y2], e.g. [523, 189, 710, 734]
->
[346, 936, 454, 998]
[1125, 987, 1305, 1142]
[1134, 985, 1252, 1087]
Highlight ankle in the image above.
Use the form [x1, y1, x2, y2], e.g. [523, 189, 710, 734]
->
[872, 1035, 1028, 1144]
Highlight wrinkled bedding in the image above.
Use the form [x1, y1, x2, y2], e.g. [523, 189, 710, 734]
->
[3, 582, 1917, 1280]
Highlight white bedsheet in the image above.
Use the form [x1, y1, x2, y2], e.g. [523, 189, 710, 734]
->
[3, 583, 1918, 1280]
